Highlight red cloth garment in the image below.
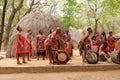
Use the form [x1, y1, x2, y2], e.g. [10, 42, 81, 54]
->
[15, 33, 25, 54]
[44, 34, 52, 46]
[37, 35, 46, 52]
[64, 42, 71, 54]
[108, 36, 115, 52]
[51, 31, 59, 51]
[24, 35, 32, 53]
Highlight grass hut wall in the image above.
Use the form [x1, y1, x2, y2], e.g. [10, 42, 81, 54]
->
[7, 12, 65, 58]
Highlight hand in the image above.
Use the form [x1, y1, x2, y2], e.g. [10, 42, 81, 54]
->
[21, 44, 24, 47]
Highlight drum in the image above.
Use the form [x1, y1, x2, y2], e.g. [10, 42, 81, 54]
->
[86, 50, 99, 64]
[115, 40, 120, 50]
[54, 50, 69, 64]
[111, 50, 120, 64]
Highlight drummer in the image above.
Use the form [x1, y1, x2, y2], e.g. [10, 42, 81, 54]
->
[63, 30, 72, 57]
[78, 27, 92, 64]
[45, 27, 61, 64]
[99, 41, 111, 63]
[51, 27, 61, 63]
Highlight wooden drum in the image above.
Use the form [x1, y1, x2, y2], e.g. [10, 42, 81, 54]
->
[54, 50, 69, 64]
[111, 50, 120, 64]
[86, 50, 99, 64]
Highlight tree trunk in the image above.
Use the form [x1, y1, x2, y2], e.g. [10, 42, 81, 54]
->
[4, 9, 17, 50]
[0, 0, 7, 50]
[94, 18, 98, 34]
[3, 0, 24, 50]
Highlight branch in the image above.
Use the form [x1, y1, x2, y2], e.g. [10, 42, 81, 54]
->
[33, 1, 40, 5]
[15, 0, 24, 11]
[23, 0, 35, 16]
[11, 0, 15, 10]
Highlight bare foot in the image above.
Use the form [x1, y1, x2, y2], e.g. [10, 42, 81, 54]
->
[28, 59, 31, 61]
[17, 62, 22, 65]
[23, 61, 27, 64]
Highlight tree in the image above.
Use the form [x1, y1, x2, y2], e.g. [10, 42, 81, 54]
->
[0, 0, 7, 50]
[62, 0, 82, 27]
[3, 0, 24, 50]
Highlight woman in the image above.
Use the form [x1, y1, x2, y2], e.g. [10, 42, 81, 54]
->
[24, 30, 32, 61]
[15, 26, 26, 64]
[36, 30, 46, 60]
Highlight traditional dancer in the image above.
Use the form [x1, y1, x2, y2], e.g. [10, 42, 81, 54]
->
[24, 30, 32, 61]
[15, 26, 26, 64]
[78, 27, 92, 64]
[36, 30, 46, 60]
[45, 28, 61, 64]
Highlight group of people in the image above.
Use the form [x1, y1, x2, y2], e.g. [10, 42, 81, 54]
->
[78, 28, 116, 64]
[15, 26, 117, 65]
[15, 26, 72, 64]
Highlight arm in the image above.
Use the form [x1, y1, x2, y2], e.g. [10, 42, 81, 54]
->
[25, 33, 30, 43]
[16, 34, 23, 47]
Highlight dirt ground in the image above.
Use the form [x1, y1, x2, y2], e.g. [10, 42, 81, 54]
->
[0, 70, 120, 80]
[0, 50, 114, 67]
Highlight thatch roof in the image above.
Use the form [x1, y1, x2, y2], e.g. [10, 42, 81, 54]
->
[114, 33, 120, 39]
[7, 12, 65, 57]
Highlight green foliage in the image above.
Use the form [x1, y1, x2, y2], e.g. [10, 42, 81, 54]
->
[62, 0, 82, 27]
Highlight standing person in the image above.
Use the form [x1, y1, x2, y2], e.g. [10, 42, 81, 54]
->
[24, 30, 32, 61]
[44, 28, 61, 64]
[15, 26, 26, 64]
[108, 32, 116, 52]
[51, 27, 61, 51]
[99, 41, 111, 63]
[63, 30, 72, 57]
[78, 27, 92, 64]
[36, 30, 46, 60]
[44, 31, 53, 64]
[51, 27, 61, 63]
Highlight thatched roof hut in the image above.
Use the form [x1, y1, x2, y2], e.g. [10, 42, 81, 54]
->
[7, 12, 65, 58]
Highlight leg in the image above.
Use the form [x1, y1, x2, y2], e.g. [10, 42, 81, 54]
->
[22, 53, 27, 63]
[36, 52, 39, 60]
[46, 46, 52, 64]
[16, 53, 21, 64]
[103, 54, 111, 63]
[52, 51, 56, 64]
[81, 51, 86, 64]
[26, 53, 31, 61]
[42, 52, 45, 60]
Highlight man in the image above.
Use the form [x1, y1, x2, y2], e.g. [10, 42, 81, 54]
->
[44, 27, 61, 64]
[63, 30, 72, 57]
[78, 27, 92, 64]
